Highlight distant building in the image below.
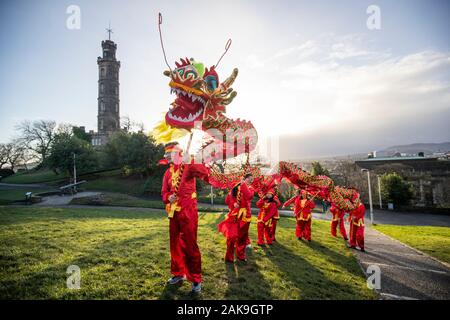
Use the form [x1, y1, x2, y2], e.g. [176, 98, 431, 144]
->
[91, 31, 121, 147]
[356, 156, 450, 208]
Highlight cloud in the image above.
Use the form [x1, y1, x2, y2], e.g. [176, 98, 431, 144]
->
[235, 36, 450, 159]
[273, 40, 319, 60]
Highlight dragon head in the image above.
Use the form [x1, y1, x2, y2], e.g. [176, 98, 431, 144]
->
[163, 57, 238, 130]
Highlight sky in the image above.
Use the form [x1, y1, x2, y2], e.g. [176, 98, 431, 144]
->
[0, 0, 449, 159]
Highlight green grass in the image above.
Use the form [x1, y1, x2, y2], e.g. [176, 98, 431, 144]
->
[0, 188, 56, 205]
[80, 170, 149, 196]
[374, 225, 450, 264]
[1, 169, 67, 184]
[69, 193, 226, 213]
[0, 206, 375, 300]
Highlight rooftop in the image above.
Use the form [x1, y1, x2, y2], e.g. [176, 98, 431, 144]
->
[358, 156, 439, 162]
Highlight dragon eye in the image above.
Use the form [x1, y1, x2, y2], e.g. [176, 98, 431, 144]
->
[177, 69, 184, 77]
[184, 69, 198, 80]
[205, 75, 218, 90]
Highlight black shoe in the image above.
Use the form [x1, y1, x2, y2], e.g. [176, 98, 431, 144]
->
[297, 237, 302, 241]
[191, 282, 201, 293]
[238, 258, 247, 263]
[360, 248, 366, 252]
[349, 245, 356, 249]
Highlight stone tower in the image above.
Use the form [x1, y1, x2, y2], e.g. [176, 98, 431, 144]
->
[92, 35, 120, 146]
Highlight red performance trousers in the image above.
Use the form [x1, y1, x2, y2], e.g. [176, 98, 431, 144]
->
[270, 220, 278, 242]
[257, 221, 273, 245]
[296, 219, 311, 241]
[349, 223, 365, 249]
[225, 220, 250, 261]
[331, 218, 348, 239]
[169, 206, 201, 283]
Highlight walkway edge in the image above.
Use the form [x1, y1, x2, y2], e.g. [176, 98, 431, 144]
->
[351, 228, 382, 300]
[373, 228, 450, 269]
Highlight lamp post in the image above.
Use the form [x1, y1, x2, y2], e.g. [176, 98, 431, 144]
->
[73, 153, 77, 193]
[210, 185, 214, 206]
[361, 169, 373, 224]
[377, 175, 382, 209]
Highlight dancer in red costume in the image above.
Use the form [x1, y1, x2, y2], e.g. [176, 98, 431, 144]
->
[256, 191, 279, 245]
[283, 190, 316, 241]
[218, 173, 255, 262]
[348, 202, 366, 252]
[329, 203, 348, 240]
[269, 195, 281, 242]
[161, 142, 210, 293]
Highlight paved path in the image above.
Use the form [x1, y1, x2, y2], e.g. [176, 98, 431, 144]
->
[34, 191, 102, 206]
[200, 203, 450, 227]
[354, 227, 450, 300]
[368, 209, 450, 227]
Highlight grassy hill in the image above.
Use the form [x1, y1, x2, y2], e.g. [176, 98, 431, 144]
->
[0, 206, 375, 300]
[1, 168, 158, 196]
[1, 168, 67, 184]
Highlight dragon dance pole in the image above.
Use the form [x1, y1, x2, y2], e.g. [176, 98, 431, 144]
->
[184, 132, 194, 162]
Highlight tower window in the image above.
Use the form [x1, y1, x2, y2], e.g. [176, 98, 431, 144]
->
[100, 101, 105, 111]
[100, 119, 104, 130]
[100, 68, 106, 77]
[115, 86, 119, 95]
[115, 103, 119, 112]
[100, 83, 104, 94]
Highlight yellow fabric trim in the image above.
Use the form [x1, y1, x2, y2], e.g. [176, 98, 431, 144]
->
[165, 202, 181, 219]
[237, 208, 247, 220]
[352, 219, 364, 227]
[191, 192, 197, 199]
[152, 118, 188, 144]
[170, 165, 180, 188]
[299, 214, 311, 221]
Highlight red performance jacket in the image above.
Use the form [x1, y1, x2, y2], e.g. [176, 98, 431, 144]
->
[349, 203, 365, 227]
[225, 182, 254, 222]
[330, 205, 346, 221]
[161, 163, 210, 215]
[283, 196, 315, 221]
[256, 198, 278, 225]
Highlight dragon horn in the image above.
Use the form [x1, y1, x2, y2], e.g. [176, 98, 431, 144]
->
[221, 91, 237, 105]
[221, 68, 238, 89]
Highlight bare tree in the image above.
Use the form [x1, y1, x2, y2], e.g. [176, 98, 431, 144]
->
[15, 120, 57, 163]
[333, 160, 357, 186]
[121, 115, 145, 132]
[0, 142, 26, 171]
[0, 144, 10, 169]
[7, 143, 25, 171]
